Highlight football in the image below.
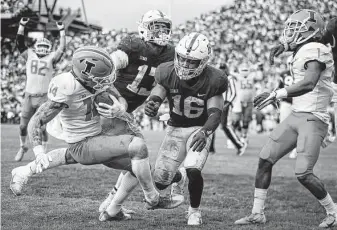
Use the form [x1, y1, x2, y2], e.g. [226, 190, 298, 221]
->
[94, 91, 114, 106]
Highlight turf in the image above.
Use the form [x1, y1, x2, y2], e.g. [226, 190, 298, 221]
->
[1, 124, 337, 230]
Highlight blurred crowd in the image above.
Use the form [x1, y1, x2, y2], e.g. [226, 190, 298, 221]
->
[1, 0, 336, 131]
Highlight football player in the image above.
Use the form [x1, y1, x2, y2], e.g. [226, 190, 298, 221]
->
[235, 10, 337, 227]
[15, 17, 66, 162]
[10, 46, 183, 221]
[219, 63, 247, 155]
[97, 9, 176, 214]
[231, 62, 256, 143]
[145, 32, 228, 225]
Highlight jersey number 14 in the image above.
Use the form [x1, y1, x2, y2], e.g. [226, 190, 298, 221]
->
[127, 65, 156, 96]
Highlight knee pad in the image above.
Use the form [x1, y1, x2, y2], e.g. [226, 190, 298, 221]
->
[186, 168, 202, 182]
[128, 136, 148, 159]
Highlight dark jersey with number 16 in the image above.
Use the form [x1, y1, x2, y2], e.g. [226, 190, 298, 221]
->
[155, 61, 228, 127]
[113, 35, 175, 112]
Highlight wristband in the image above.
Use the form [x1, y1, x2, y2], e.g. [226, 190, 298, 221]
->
[33, 145, 45, 157]
[275, 88, 288, 99]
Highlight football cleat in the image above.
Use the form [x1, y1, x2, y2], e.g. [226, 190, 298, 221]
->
[318, 213, 337, 228]
[145, 194, 184, 210]
[237, 140, 248, 156]
[187, 210, 202, 225]
[99, 209, 131, 222]
[234, 213, 267, 225]
[10, 166, 31, 196]
[99, 192, 135, 214]
[171, 167, 187, 197]
[15, 145, 28, 162]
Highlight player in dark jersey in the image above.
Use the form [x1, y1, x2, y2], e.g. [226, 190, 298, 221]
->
[98, 9, 175, 215]
[145, 32, 228, 225]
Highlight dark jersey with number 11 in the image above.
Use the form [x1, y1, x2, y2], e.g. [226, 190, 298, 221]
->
[113, 35, 175, 112]
[155, 61, 228, 127]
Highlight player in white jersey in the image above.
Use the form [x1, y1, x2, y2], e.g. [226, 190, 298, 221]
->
[231, 62, 256, 143]
[15, 18, 66, 162]
[10, 46, 183, 221]
[235, 10, 337, 228]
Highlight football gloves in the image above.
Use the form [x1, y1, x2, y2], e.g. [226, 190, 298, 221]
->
[145, 101, 160, 117]
[35, 153, 53, 173]
[96, 95, 126, 118]
[56, 21, 65, 31]
[269, 43, 285, 65]
[189, 130, 208, 152]
[20, 17, 29, 26]
[254, 91, 279, 110]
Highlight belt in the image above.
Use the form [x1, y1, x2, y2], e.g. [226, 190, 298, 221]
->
[26, 92, 47, 97]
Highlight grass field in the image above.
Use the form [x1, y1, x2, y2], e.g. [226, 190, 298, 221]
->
[1, 124, 337, 230]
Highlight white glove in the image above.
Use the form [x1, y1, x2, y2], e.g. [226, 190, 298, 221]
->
[96, 95, 126, 119]
[33, 145, 52, 173]
[56, 21, 65, 31]
[20, 17, 29, 26]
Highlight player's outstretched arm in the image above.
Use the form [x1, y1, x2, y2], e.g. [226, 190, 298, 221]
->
[144, 84, 167, 117]
[53, 22, 66, 65]
[28, 100, 66, 172]
[16, 18, 29, 56]
[189, 95, 223, 152]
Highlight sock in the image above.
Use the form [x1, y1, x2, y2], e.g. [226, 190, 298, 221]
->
[27, 148, 67, 174]
[252, 188, 268, 214]
[19, 136, 27, 147]
[131, 158, 159, 204]
[188, 206, 200, 213]
[114, 172, 125, 190]
[106, 172, 138, 216]
[42, 141, 48, 152]
[319, 193, 337, 215]
[187, 171, 203, 208]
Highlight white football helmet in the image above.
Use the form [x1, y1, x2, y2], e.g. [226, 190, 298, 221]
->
[138, 10, 172, 46]
[174, 32, 212, 80]
[34, 38, 52, 56]
[72, 46, 115, 91]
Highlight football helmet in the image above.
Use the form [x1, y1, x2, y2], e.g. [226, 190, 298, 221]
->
[34, 38, 52, 56]
[138, 10, 172, 46]
[282, 9, 325, 50]
[72, 46, 115, 91]
[174, 32, 211, 80]
[238, 62, 250, 77]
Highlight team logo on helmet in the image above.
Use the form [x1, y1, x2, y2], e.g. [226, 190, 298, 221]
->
[72, 46, 115, 91]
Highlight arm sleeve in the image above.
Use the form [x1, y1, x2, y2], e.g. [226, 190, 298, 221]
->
[16, 34, 27, 54]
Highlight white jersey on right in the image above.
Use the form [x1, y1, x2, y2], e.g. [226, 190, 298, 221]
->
[26, 49, 55, 94]
[332, 82, 337, 103]
[47, 72, 101, 143]
[290, 42, 334, 124]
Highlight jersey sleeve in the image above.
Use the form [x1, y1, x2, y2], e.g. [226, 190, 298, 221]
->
[117, 35, 141, 56]
[154, 63, 168, 86]
[300, 43, 333, 70]
[47, 74, 72, 106]
[213, 73, 228, 96]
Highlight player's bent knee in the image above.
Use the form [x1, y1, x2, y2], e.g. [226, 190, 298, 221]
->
[128, 136, 148, 160]
[186, 168, 202, 182]
[19, 123, 28, 133]
[296, 173, 314, 185]
[153, 168, 175, 187]
[155, 182, 169, 190]
[65, 150, 78, 164]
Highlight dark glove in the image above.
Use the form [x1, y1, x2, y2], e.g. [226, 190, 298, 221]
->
[189, 130, 208, 152]
[144, 101, 160, 117]
[269, 43, 285, 65]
